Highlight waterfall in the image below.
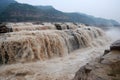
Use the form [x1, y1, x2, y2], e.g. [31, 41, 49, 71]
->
[6, 22, 85, 32]
[0, 23, 108, 64]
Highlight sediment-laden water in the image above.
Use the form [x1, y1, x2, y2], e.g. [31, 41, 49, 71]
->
[0, 23, 108, 64]
[0, 22, 112, 80]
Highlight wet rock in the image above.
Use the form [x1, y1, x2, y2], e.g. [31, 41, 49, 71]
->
[54, 23, 62, 30]
[0, 23, 13, 33]
[110, 40, 120, 51]
[103, 49, 110, 56]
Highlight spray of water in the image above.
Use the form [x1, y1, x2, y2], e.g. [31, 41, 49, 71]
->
[106, 27, 120, 42]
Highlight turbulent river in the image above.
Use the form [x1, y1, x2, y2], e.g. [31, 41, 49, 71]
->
[0, 23, 119, 80]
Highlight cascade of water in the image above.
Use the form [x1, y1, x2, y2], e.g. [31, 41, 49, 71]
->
[0, 23, 108, 64]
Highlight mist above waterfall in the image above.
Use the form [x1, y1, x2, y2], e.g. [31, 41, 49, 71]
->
[106, 27, 120, 42]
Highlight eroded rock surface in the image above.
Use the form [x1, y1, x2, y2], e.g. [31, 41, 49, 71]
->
[73, 40, 120, 80]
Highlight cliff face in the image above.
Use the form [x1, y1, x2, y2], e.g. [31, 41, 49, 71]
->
[73, 40, 120, 80]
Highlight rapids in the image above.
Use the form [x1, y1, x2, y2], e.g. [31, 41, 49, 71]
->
[0, 24, 108, 64]
[0, 22, 111, 80]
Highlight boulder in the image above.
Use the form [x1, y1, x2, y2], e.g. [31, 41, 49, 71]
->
[0, 23, 13, 33]
[110, 40, 120, 51]
[54, 23, 62, 30]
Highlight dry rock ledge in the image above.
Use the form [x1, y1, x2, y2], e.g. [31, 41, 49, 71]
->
[73, 40, 120, 80]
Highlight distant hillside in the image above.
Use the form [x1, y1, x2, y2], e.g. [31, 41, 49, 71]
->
[0, 0, 16, 13]
[0, 2, 120, 27]
[66, 13, 120, 26]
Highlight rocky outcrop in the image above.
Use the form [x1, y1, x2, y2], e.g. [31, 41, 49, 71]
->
[110, 40, 120, 51]
[73, 40, 120, 80]
[0, 23, 13, 33]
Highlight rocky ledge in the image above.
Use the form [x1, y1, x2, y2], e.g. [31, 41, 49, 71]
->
[73, 40, 120, 80]
[110, 40, 120, 51]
